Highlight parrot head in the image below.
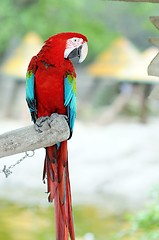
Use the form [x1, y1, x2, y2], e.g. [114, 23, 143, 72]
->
[43, 32, 88, 65]
[63, 32, 88, 63]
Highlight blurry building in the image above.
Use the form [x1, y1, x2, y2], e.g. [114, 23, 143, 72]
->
[0, 32, 43, 119]
[87, 38, 159, 123]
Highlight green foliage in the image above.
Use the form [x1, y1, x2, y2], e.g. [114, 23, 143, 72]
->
[1, 0, 159, 61]
[2, 189, 159, 240]
[0, 0, 117, 61]
[0, 200, 126, 240]
[114, 187, 159, 240]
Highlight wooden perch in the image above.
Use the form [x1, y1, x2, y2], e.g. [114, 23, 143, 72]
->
[148, 16, 159, 77]
[150, 16, 159, 30]
[0, 114, 70, 158]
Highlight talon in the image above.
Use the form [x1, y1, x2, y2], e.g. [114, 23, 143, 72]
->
[47, 113, 59, 126]
[47, 113, 68, 127]
[34, 116, 50, 133]
[50, 113, 59, 120]
[63, 115, 69, 122]
[62, 115, 68, 121]
[51, 113, 68, 121]
[34, 124, 43, 133]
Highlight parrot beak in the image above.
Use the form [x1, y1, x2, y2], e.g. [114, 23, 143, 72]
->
[78, 42, 88, 63]
[64, 42, 88, 63]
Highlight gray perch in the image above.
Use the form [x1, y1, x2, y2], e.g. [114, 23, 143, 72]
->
[0, 114, 70, 158]
[148, 16, 159, 77]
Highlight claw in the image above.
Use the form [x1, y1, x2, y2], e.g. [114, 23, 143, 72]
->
[47, 113, 58, 127]
[34, 114, 69, 133]
[34, 116, 50, 133]
[47, 113, 68, 126]
[62, 115, 68, 122]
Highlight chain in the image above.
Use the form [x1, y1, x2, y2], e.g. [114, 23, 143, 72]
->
[0, 151, 35, 178]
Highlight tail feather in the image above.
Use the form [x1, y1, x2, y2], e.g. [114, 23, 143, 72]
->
[43, 141, 75, 240]
[65, 168, 75, 239]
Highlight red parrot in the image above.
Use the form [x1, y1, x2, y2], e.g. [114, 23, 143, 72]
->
[26, 32, 88, 240]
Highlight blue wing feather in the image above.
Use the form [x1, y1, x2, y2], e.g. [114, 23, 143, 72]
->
[26, 56, 38, 122]
[64, 75, 76, 133]
[26, 72, 34, 107]
[26, 71, 37, 122]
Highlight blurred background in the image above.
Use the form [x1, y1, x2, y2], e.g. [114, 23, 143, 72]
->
[1, 0, 159, 239]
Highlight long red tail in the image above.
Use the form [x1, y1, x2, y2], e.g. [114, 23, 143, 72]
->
[43, 141, 75, 240]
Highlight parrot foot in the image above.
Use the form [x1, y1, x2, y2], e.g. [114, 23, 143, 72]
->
[34, 116, 50, 133]
[47, 113, 68, 127]
[35, 114, 69, 133]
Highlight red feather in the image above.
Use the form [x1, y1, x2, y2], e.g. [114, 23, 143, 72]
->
[35, 59, 75, 239]
[44, 142, 75, 240]
[27, 32, 88, 240]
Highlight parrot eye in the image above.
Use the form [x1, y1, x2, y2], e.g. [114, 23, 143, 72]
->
[72, 38, 78, 43]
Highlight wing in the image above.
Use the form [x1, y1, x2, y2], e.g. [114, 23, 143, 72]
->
[26, 56, 37, 122]
[64, 74, 76, 134]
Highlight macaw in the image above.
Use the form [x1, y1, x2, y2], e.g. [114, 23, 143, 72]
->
[26, 32, 88, 240]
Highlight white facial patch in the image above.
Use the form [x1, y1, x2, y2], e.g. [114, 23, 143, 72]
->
[64, 37, 88, 63]
[66, 37, 83, 49]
